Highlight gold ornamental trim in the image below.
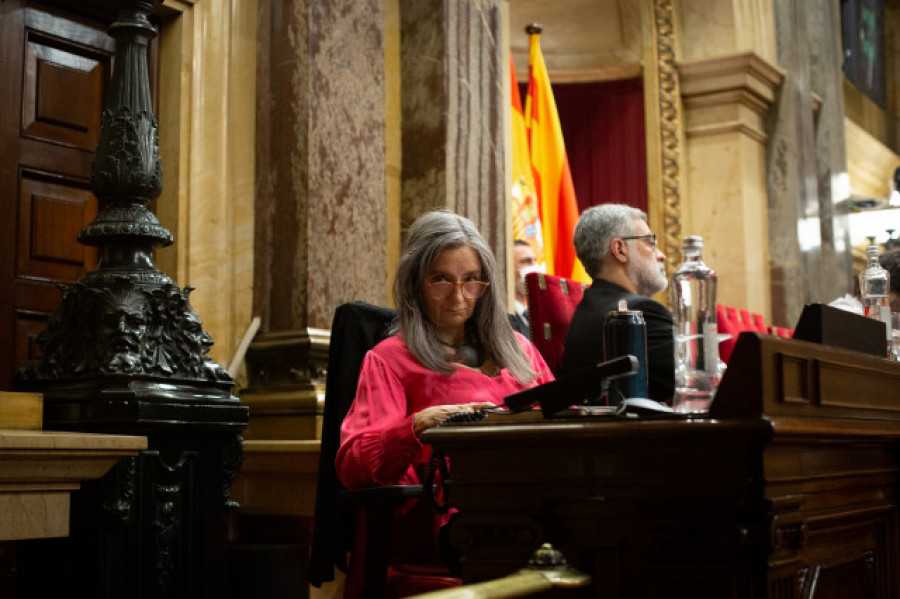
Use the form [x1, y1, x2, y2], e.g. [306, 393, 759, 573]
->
[652, 0, 683, 279]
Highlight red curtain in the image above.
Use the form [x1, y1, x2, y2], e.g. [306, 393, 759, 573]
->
[516, 77, 647, 213]
[551, 77, 647, 213]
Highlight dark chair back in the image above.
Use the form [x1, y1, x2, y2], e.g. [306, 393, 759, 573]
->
[307, 302, 396, 587]
[307, 302, 460, 599]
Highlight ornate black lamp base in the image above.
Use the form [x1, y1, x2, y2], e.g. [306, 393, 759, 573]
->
[11, 1, 249, 597]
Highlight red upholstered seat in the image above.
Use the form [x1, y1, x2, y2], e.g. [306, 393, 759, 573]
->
[716, 304, 741, 364]
[746, 311, 768, 334]
[717, 304, 779, 363]
[768, 325, 794, 338]
[524, 272, 588, 376]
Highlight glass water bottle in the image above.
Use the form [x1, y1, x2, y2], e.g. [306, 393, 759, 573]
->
[670, 236, 726, 413]
[859, 244, 894, 359]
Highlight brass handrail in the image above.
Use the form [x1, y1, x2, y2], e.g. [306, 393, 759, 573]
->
[407, 543, 591, 599]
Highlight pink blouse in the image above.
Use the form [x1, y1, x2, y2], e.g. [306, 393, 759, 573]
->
[336, 333, 553, 490]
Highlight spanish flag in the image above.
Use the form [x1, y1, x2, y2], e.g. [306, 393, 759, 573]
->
[523, 25, 589, 283]
[510, 53, 544, 267]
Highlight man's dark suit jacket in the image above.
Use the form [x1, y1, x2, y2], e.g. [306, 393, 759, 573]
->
[561, 279, 674, 402]
[508, 311, 530, 339]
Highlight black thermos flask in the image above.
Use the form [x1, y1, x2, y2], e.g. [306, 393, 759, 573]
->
[602, 300, 649, 402]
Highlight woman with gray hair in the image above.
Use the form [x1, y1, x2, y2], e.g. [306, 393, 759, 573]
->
[337, 210, 553, 494]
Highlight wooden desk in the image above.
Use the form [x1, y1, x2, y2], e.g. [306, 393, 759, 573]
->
[0, 429, 146, 540]
[422, 333, 900, 599]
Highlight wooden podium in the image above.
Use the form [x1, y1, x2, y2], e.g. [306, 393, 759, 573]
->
[421, 333, 900, 599]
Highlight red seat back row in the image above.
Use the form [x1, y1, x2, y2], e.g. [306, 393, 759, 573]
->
[716, 304, 793, 363]
[524, 272, 588, 376]
[524, 281, 796, 370]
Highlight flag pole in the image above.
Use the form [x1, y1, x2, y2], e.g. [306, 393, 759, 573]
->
[522, 22, 590, 283]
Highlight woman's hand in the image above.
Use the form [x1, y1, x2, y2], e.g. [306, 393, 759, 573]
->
[414, 402, 495, 436]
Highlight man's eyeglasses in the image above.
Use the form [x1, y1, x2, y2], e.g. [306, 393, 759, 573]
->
[620, 233, 657, 248]
[427, 280, 490, 299]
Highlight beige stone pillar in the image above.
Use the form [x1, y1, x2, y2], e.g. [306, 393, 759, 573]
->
[156, 0, 257, 369]
[675, 0, 780, 318]
[679, 53, 783, 316]
[677, 0, 854, 326]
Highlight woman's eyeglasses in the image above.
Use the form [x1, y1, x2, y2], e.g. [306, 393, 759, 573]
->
[620, 233, 657, 248]
[428, 280, 490, 299]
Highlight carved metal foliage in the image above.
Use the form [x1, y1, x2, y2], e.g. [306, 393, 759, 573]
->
[78, 202, 173, 247]
[220, 434, 246, 510]
[153, 482, 182, 594]
[16, 275, 230, 382]
[102, 456, 138, 524]
[90, 107, 163, 204]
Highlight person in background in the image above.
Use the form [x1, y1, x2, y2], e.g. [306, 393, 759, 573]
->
[335, 210, 554, 582]
[510, 239, 538, 337]
[561, 204, 674, 402]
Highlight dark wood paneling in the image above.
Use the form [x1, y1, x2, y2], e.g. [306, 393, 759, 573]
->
[17, 171, 97, 281]
[13, 309, 49, 368]
[425, 336, 900, 598]
[0, 0, 113, 389]
[22, 29, 106, 150]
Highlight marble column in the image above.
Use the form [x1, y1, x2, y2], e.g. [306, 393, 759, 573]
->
[767, 0, 852, 327]
[809, 0, 853, 306]
[245, 0, 389, 439]
[399, 0, 507, 266]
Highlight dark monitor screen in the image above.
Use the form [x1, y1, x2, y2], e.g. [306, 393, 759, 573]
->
[792, 303, 885, 357]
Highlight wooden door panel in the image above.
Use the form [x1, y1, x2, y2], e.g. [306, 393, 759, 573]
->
[0, 0, 114, 389]
[22, 25, 108, 150]
[17, 171, 97, 283]
[12, 279, 62, 314]
[13, 309, 48, 369]
[19, 136, 94, 176]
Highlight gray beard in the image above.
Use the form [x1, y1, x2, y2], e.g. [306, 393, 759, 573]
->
[628, 259, 668, 297]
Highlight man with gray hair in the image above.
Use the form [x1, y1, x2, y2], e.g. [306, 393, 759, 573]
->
[561, 203, 675, 402]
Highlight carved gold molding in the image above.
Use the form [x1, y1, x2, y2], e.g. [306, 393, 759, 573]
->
[651, 0, 683, 278]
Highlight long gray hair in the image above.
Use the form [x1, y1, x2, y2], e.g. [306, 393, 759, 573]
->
[392, 210, 537, 383]
[574, 203, 647, 277]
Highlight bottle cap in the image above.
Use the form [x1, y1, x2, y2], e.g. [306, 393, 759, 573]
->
[682, 235, 703, 250]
